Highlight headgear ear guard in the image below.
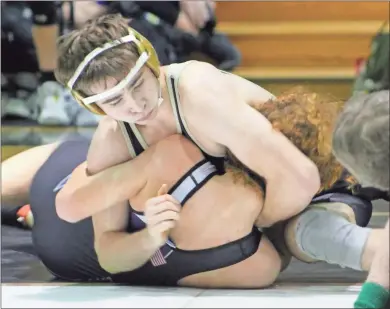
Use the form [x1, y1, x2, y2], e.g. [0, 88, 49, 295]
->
[66, 27, 160, 115]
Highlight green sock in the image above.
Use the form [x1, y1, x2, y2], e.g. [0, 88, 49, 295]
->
[354, 282, 390, 308]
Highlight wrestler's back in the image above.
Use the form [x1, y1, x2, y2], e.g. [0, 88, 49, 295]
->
[129, 135, 262, 250]
[129, 135, 281, 288]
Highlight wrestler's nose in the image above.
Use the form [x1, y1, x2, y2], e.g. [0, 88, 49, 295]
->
[125, 93, 145, 113]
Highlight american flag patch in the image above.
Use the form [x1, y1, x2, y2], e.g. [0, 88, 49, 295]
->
[150, 249, 167, 266]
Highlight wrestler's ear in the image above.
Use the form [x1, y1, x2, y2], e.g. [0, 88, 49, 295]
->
[157, 184, 168, 196]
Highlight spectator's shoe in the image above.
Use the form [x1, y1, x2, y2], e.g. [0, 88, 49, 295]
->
[35, 81, 72, 126]
[63, 91, 102, 127]
[2, 72, 38, 120]
[13, 72, 39, 92]
[74, 107, 102, 127]
[2, 90, 33, 120]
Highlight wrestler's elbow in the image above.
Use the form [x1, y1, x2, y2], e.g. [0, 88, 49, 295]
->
[98, 255, 137, 275]
[95, 235, 139, 274]
[294, 159, 321, 197]
[95, 235, 119, 274]
[259, 179, 319, 228]
[288, 164, 321, 215]
[55, 185, 84, 223]
[96, 250, 119, 274]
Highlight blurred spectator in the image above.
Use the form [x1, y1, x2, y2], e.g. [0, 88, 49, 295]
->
[353, 21, 389, 95]
[1, 1, 241, 126]
[332, 90, 389, 309]
[129, 1, 241, 71]
[1, 2, 39, 120]
[1, 1, 99, 126]
[26, 1, 100, 126]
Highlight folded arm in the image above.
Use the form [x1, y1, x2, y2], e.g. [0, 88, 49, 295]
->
[93, 202, 159, 274]
[189, 63, 321, 226]
[56, 118, 148, 222]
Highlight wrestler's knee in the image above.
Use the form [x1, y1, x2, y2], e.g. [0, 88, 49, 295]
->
[283, 192, 374, 267]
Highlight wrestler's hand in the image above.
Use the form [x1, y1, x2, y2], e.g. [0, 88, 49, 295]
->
[144, 184, 181, 247]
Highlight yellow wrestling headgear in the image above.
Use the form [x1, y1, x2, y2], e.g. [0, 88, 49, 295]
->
[66, 28, 160, 115]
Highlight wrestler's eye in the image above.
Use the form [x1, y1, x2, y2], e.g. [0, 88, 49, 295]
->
[110, 99, 121, 107]
[108, 96, 122, 107]
[132, 79, 144, 91]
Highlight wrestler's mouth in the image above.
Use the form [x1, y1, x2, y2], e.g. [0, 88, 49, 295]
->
[137, 109, 154, 122]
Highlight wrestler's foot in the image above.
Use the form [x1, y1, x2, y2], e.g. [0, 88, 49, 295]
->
[16, 204, 34, 229]
[2, 204, 33, 230]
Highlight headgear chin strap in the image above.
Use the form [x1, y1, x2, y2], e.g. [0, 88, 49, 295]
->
[67, 28, 161, 115]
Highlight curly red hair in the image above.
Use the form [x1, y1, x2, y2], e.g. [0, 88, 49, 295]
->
[226, 87, 357, 193]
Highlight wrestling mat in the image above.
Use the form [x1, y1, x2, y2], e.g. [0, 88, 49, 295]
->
[1, 214, 384, 308]
[2, 283, 361, 308]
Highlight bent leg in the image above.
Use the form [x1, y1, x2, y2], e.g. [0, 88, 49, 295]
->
[263, 222, 292, 272]
[29, 139, 109, 281]
[1, 142, 60, 207]
[284, 194, 384, 271]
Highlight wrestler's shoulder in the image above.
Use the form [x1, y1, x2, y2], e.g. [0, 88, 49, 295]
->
[177, 61, 233, 109]
[177, 61, 222, 89]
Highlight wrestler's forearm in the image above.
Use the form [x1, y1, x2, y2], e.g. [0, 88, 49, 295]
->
[96, 229, 159, 274]
[56, 160, 146, 223]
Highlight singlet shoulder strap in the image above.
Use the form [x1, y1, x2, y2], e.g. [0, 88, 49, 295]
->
[117, 121, 146, 157]
[164, 62, 197, 136]
[165, 62, 224, 158]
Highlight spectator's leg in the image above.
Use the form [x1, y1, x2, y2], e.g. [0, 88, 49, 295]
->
[28, 1, 58, 84]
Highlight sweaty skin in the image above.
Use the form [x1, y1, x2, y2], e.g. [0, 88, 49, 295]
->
[93, 134, 282, 289]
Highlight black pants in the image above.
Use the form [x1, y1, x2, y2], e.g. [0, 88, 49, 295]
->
[29, 139, 110, 282]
